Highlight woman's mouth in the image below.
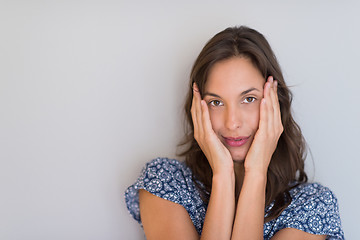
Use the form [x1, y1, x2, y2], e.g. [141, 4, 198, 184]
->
[223, 136, 250, 147]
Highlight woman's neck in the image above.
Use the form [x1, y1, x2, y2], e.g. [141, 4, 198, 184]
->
[234, 161, 245, 204]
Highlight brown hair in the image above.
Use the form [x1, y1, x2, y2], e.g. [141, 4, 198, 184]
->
[178, 26, 308, 222]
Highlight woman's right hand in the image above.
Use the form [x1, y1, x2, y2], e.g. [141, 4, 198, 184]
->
[191, 83, 234, 176]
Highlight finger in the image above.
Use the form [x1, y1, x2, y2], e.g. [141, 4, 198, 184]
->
[191, 84, 200, 136]
[265, 77, 274, 132]
[258, 97, 268, 136]
[268, 76, 276, 115]
[269, 79, 282, 133]
[272, 80, 282, 128]
[192, 83, 204, 138]
[268, 78, 279, 113]
[273, 80, 280, 109]
[263, 76, 272, 100]
[259, 77, 270, 134]
[200, 100, 214, 138]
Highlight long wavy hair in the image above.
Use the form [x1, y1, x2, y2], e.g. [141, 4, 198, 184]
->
[178, 26, 308, 222]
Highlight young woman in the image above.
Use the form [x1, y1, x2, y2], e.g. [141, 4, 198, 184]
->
[125, 26, 344, 239]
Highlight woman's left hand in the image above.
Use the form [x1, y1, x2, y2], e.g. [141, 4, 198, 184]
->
[244, 76, 284, 175]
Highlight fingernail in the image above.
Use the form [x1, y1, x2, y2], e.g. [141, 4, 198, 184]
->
[193, 83, 198, 92]
[274, 80, 278, 87]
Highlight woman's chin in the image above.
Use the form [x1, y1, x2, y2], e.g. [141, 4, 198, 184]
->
[229, 152, 246, 162]
[226, 144, 250, 162]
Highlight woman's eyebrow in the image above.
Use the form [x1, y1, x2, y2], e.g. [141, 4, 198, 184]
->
[240, 87, 260, 96]
[203, 87, 260, 98]
[203, 92, 221, 98]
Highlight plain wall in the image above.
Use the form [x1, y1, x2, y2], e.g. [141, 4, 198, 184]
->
[1, 1, 359, 239]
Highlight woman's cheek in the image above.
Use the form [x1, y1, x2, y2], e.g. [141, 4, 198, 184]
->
[208, 109, 222, 132]
[246, 103, 261, 130]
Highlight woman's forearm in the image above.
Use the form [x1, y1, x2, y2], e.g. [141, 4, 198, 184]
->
[200, 171, 235, 240]
[231, 171, 267, 240]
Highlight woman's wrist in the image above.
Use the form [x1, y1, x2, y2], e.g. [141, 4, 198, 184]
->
[211, 160, 235, 178]
[243, 169, 267, 184]
[212, 169, 235, 186]
[244, 154, 271, 177]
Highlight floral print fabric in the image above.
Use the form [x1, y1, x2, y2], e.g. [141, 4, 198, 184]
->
[125, 157, 344, 239]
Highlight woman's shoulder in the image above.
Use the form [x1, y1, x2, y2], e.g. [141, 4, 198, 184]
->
[126, 157, 193, 201]
[142, 157, 191, 175]
[137, 157, 194, 186]
[272, 182, 344, 239]
[289, 182, 337, 202]
[124, 157, 206, 233]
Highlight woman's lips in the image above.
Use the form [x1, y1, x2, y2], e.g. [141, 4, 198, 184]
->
[223, 136, 250, 147]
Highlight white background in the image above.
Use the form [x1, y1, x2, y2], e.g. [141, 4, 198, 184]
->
[0, 1, 358, 239]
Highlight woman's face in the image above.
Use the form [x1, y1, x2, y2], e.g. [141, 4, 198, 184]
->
[203, 57, 265, 162]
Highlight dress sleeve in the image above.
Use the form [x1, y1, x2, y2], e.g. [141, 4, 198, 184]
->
[283, 183, 344, 240]
[124, 158, 199, 226]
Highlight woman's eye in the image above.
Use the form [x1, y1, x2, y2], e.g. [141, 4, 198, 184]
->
[243, 97, 256, 103]
[209, 100, 223, 107]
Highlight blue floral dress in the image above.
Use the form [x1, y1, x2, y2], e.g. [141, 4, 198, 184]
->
[125, 157, 344, 239]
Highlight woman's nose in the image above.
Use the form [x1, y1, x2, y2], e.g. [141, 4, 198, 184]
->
[224, 106, 242, 130]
